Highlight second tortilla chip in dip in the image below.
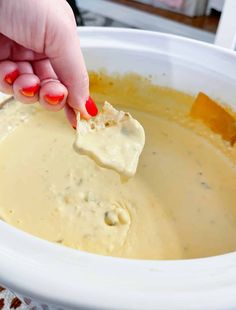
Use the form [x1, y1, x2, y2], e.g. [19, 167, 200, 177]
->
[74, 102, 145, 178]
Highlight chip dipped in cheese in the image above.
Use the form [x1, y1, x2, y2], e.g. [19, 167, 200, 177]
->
[74, 102, 145, 177]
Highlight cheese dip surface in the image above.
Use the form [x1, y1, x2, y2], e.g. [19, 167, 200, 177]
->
[0, 72, 235, 260]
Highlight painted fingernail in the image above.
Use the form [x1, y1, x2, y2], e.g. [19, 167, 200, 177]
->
[20, 84, 40, 97]
[85, 96, 98, 117]
[4, 69, 20, 85]
[44, 94, 65, 105]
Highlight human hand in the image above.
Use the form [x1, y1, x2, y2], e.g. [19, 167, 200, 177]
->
[0, 0, 98, 127]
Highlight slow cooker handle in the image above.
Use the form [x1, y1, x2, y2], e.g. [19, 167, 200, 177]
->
[215, 0, 236, 50]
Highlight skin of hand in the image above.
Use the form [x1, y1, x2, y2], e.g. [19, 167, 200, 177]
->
[0, 0, 98, 127]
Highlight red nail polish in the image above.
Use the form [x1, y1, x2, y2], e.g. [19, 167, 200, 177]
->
[4, 69, 20, 85]
[85, 96, 98, 117]
[20, 84, 40, 97]
[44, 94, 65, 105]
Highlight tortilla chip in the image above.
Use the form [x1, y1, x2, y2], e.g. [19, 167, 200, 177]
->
[74, 102, 145, 177]
[190, 92, 236, 145]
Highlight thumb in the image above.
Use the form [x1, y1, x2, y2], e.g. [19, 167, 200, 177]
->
[48, 31, 91, 119]
[43, 0, 93, 118]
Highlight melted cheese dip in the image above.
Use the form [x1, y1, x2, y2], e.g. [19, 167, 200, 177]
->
[0, 73, 236, 260]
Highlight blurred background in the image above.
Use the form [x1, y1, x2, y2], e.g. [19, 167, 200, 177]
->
[66, 0, 227, 43]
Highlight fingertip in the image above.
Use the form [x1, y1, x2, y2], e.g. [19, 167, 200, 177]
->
[13, 73, 40, 104]
[68, 96, 98, 121]
[39, 80, 68, 111]
[0, 60, 19, 94]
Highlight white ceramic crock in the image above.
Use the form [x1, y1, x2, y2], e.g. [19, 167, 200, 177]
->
[0, 27, 236, 310]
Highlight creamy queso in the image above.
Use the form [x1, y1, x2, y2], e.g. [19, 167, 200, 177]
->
[0, 72, 236, 260]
